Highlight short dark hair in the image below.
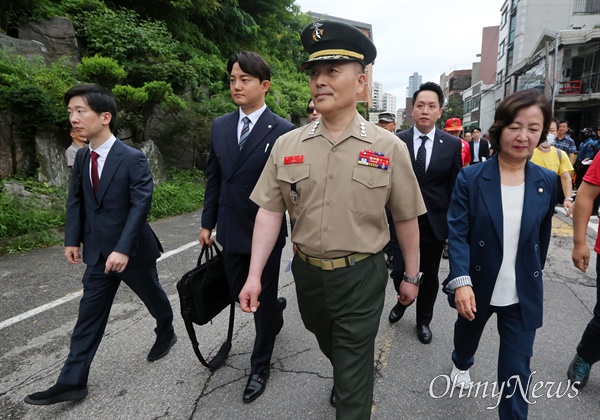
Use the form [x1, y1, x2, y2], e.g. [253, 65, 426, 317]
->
[488, 89, 551, 152]
[472, 127, 481, 132]
[227, 51, 271, 82]
[559, 120, 569, 126]
[307, 98, 314, 107]
[64, 84, 117, 132]
[413, 82, 444, 107]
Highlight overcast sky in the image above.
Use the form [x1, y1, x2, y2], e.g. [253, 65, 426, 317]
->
[295, 0, 504, 106]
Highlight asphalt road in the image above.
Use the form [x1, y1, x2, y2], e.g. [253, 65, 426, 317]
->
[0, 209, 599, 419]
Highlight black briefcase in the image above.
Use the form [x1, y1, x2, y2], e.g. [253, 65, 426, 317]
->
[177, 243, 234, 370]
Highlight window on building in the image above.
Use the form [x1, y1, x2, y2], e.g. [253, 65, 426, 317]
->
[504, 81, 512, 97]
[501, 8, 508, 27]
[473, 96, 480, 110]
[573, 0, 600, 14]
[507, 47, 514, 70]
[499, 40, 506, 58]
[508, 15, 516, 44]
[497, 71, 504, 84]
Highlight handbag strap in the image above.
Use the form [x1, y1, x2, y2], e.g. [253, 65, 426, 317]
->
[181, 301, 235, 370]
[183, 242, 233, 370]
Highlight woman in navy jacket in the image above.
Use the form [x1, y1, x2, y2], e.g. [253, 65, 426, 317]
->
[443, 89, 556, 419]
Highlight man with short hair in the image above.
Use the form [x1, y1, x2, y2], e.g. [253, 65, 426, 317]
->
[377, 112, 396, 133]
[390, 84, 462, 345]
[469, 127, 490, 165]
[25, 84, 175, 405]
[554, 120, 577, 165]
[199, 51, 295, 403]
[65, 127, 88, 169]
[239, 21, 425, 419]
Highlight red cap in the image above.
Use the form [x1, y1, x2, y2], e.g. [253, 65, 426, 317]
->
[445, 118, 463, 132]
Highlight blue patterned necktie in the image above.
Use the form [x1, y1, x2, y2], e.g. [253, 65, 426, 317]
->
[239, 117, 251, 149]
[416, 135, 428, 179]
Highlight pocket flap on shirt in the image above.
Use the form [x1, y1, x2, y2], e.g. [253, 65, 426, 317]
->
[277, 164, 310, 183]
[352, 165, 390, 188]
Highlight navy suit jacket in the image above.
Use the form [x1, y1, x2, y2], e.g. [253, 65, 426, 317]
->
[202, 107, 295, 254]
[469, 139, 491, 164]
[397, 127, 462, 242]
[65, 139, 162, 268]
[443, 155, 556, 330]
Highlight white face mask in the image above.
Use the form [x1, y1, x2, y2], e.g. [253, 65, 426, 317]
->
[540, 133, 555, 147]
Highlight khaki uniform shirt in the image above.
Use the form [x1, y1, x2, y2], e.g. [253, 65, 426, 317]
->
[251, 113, 426, 258]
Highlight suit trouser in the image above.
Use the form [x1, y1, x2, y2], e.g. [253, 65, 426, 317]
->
[58, 261, 174, 386]
[292, 252, 387, 420]
[452, 304, 536, 420]
[576, 256, 600, 365]
[392, 217, 445, 326]
[223, 248, 282, 373]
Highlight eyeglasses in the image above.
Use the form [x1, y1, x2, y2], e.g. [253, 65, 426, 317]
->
[306, 107, 316, 114]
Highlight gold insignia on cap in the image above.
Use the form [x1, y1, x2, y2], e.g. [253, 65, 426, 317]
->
[311, 22, 323, 41]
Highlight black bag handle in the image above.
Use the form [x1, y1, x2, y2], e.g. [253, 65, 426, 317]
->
[182, 243, 234, 370]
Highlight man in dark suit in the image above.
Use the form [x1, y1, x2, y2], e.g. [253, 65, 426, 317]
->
[199, 51, 295, 403]
[25, 84, 175, 406]
[389, 82, 462, 344]
[469, 127, 490, 164]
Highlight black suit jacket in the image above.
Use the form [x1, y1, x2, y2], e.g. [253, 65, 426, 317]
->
[65, 139, 163, 268]
[202, 107, 295, 254]
[469, 139, 490, 164]
[397, 128, 462, 242]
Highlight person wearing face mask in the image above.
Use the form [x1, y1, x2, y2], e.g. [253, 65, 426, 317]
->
[530, 118, 574, 216]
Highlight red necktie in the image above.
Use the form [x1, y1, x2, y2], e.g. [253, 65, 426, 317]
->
[90, 151, 100, 193]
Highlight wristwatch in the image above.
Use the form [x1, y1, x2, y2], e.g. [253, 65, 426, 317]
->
[403, 272, 424, 285]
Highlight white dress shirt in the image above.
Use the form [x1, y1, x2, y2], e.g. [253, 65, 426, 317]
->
[89, 134, 116, 182]
[238, 104, 267, 141]
[413, 127, 436, 171]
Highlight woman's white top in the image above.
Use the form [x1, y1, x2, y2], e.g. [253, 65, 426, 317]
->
[490, 183, 525, 306]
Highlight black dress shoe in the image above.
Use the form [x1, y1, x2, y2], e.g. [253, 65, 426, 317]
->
[417, 324, 432, 344]
[276, 297, 287, 335]
[329, 387, 336, 407]
[147, 333, 177, 361]
[24, 383, 88, 405]
[388, 303, 406, 324]
[243, 369, 270, 403]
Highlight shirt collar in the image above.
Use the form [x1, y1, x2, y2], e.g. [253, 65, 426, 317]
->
[90, 134, 116, 157]
[239, 104, 267, 125]
[413, 126, 436, 141]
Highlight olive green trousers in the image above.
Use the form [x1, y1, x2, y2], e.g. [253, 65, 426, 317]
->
[292, 252, 388, 420]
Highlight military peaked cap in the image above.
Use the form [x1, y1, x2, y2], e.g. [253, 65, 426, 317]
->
[301, 20, 377, 69]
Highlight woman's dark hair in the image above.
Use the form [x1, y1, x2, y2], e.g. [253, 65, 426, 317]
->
[227, 51, 271, 82]
[488, 89, 552, 152]
[64, 84, 117, 132]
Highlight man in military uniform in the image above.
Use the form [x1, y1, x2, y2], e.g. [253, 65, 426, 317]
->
[376, 112, 396, 133]
[238, 21, 426, 419]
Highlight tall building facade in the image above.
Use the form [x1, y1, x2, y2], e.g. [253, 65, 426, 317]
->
[408, 72, 422, 97]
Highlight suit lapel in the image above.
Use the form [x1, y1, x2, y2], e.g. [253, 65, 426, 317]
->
[518, 161, 545, 246]
[224, 110, 241, 164]
[401, 128, 416, 164]
[234, 108, 277, 169]
[95, 139, 124, 205]
[479, 156, 503, 244]
[427, 130, 445, 177]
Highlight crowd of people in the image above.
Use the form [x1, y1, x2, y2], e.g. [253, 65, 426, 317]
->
[23, 18, 600, 420]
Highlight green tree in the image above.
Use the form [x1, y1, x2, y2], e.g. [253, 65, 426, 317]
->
[441, 94, 464, 127]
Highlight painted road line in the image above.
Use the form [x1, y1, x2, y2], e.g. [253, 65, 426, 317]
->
[0, 239, 204, 331]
